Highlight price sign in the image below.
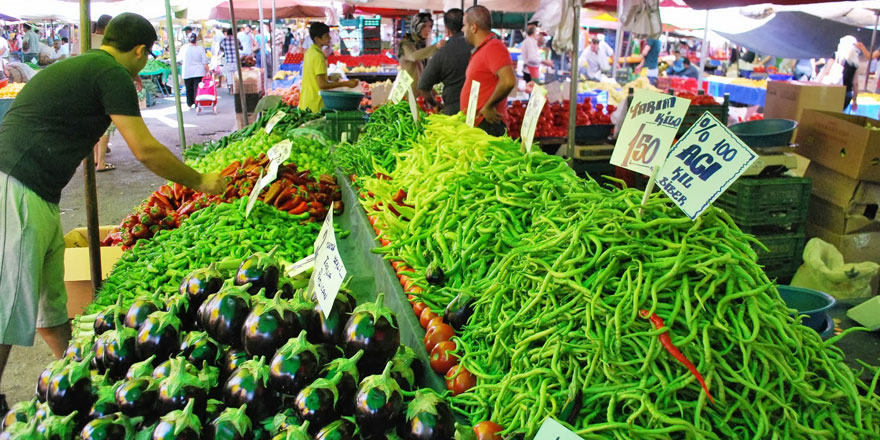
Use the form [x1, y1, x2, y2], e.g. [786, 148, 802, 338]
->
[259, 140, 292, 187]
[534, 418, 583, 440]
[656, 112, 757, 220]
[611, 89, 691, 175]
[264, 110, 287, 134]
[407, 87, 420, 123]
[466, 80, 480, 128]
[244, 169, 266, 218]
[308, 209, 346, 318]
[285, 254, 315, 277]
[389, 70, 414, 104]
[521, 85, 548, 153]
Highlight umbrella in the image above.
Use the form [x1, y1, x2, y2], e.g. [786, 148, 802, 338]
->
[0, 13, 22, 22]
[209, 0, 326, 20]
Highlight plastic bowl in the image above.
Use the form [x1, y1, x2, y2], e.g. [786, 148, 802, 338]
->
[777, 285, 836, 331]
[729, 118, 798, 148]
[320, 90, 364, 111]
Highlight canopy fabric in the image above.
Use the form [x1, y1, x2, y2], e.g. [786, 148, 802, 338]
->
[683, 0, 852, 9]
[716, 11, 875, 59]
[583, 0, 687, 10]
[340, 0, 541, 13]
[346, 6, 420, 17]
[209, 0, 327, 20]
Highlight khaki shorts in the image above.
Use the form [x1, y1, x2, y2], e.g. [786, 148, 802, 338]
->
[0, 173, 68, 346]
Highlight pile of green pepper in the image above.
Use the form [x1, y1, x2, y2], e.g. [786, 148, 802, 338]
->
[360, 114, 880, 438]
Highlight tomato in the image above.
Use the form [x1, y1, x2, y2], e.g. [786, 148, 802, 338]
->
[412, 301, 427, 317]
[445, 365, 475, 395]
[424, 323, 454, 353]
[429, 340, 457, 374]
[473, 421, 504, 440]
[425, 316, 444, 332]
[419, 308, 438, 329]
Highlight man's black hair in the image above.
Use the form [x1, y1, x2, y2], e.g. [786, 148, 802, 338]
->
[102, 13, 157, 53]
[309, 22, 330, 42]
[183, 26, 192, 32]
[683, 57, 691, 66]
[95, 14, 112, 33]
[224, 28, 233, 36]
[526, 26, 536, 36]
[465, 5, 492, 31]
[61, 37, 68, 43]
[444, 8, 464, 33]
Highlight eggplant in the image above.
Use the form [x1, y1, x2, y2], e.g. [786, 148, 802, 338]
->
[125, 355, 158, 381]
[179, 331, 221, 367]
[311, 290, 354, 346]
[271, 421, 312, 440]
[320, 351, 363, 416]
[342, 293, 400, 376]
[199, 285, 252, 347]
[35, 412, 78, 440]
[206, 404, 253, 440]
[80, 413, 137, 440]
[87, 382, 122, 420]
[136, 310, 182, 362]
[315, 418, 357, 440]
[47, 353, 94, 416]
[91, 333, 109, 373]
[242, 292, 302, 358]
[179, 264, 224, 320]
[2, 398, 37, 430]
[0, 421, 38, 439]
[102, 324, 139, 379]
[354, 362, 404, 437]
[234, 248, 281, 295]
[425, 263, 444, 286]
[151, 398, 202, 440]
[94, 295, 126, 335]
[63, 338, 88, 362]
[36, 358, 67, 403]
[115, 377, 158, 418]
[398, 389, 455, 440]
[33, 401, 51, 423]
[156, 358, 214, 417]
[220, 347, 251, 384]
[390, 346, 422, 391]
[443, 292, 475, 332]
[223, 357, 280, 422]
[293, 373, 344, 434]
[124, 298, 161, 330]
[268, 331, 321, 395]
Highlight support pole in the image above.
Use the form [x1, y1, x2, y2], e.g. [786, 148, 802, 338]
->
[272, 0, 277, 80]
[230, 0, 249, 125]
[567, 3, 580, 162]
[165, 0, 186, 147]
[697, 10, 709, 91]
[612, 0, 623, 78]
[864, 10, 879, 92]
[258, 0, 267, 93]
[80, 0, 102, 293]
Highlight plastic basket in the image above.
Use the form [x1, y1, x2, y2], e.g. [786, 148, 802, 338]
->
[321, 110, 369, 142]
[363, 18, 381, 28]
[753, 232, 806, 261]
[340, 18, 362, 27]
[677, 93, 729, 137]
[714, 176, 811, 229]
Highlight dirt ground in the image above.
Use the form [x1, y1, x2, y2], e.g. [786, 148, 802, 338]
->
[3, 90, 238, 406]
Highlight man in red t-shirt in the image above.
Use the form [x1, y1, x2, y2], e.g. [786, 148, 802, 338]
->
[460, 5, 516, 136]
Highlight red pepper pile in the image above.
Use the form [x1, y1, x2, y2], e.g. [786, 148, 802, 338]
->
[327, 53, 397, 67]
[104, 155, 342, 248]
[507, 99, 615, 139]
[282, 52, 304, 64]
[676, 91, 719, 106]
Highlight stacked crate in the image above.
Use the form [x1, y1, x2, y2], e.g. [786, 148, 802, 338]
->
[714, 176, 811, 282]
[362, 18, 382, 55]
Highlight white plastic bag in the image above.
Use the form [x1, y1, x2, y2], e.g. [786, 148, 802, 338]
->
[791, 238, 880, 300]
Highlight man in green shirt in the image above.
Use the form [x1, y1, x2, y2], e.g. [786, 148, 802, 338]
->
[0, 13, 224, 412]
[22, 24, 40, 64]
[298, 22, 358, 113]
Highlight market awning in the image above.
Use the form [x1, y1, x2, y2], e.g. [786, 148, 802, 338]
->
[209, 0, 327, 20]
[683, 0, 860, 9]
[716, 10, 875, 59]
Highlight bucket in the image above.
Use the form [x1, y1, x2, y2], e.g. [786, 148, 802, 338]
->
[776, 285, 835, 331]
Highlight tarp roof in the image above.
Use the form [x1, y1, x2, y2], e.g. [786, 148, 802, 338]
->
[683, 0, 856, 9]
[716, 10, 875, 58]
[209, 0, 327, 19]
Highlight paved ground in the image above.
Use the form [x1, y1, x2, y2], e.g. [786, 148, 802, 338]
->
[3, 89, 238, 407]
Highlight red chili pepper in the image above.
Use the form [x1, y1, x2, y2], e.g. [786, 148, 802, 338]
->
[288, 201, 308, 215]
[392, 189, 407, 205]
[640, 310, 715, 404]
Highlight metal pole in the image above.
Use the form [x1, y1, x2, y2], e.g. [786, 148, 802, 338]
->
[697, 10, 709, 91]
[80, 0, 102, 293]
[164, 0, 186, 147]
[230, 1, 249, 125]
[612, 0, 623, 79]
[272, 0, 277, 80]
[864, 10, 879, 91]
[258, 0, 267, 93]
[567, 3, 580, 162]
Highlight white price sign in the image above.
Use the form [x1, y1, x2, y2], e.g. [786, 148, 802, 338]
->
[264, 110, 287, 134]
[466, 80, 480, 128]
[259, 140, 292, 188]
[611, 89, 691, 176]
[521, 85, 548, 153]
[244, 169, 266, 218]
[308, 209, 346, 318]
[389, 70, 414, 105]
[656, 112, 758, 220]
[534, 418, 583, 440]
[285, 254, 316, 277]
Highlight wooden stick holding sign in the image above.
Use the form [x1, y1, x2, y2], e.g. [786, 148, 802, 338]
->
[466, 80, 480, 128]
[520, 85, 548, 153]
[389, 70, 414, 105]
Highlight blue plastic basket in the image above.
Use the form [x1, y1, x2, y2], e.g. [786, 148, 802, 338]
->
[768, 73, 793, 81]
[279, 63, 303, 75]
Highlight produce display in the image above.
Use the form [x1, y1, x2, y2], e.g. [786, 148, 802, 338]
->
[267, 84, 301, 108]
[140, 59, 170, 74]
[327, 54, 397, 67]
[283, 52, 304, 64]
[507, 99, 614, 140]
[187, 129, 333, 177]
[0, 82, 25, 98]
[357, 113, 880, 438]
[579, 77, 658, 106]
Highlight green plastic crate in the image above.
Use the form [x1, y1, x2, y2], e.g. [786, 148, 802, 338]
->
[321, 110, 369, 143]
[677, 93, 730, 137]
[715, 176, 811, 229]
[753, 232, 806, 261]
[760, 255, 801, 282]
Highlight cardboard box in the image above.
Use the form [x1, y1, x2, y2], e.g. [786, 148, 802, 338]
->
[764, 81, 845, 132]
[795, 110, 880, 182]
[805, 163, 880, 234]
[63, 226, 125, 318]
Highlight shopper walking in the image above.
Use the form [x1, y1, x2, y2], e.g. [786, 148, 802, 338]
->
[460, 5, 515, 137]
[520, 27, 552, 83]
[237, 25, 254, 57]
[182, 33, 209, 109]
[837, 36, 861, 111]
[635, 36, 661, 85]
[299, 22, 359, 113]
[219, 28, 241, 95]
[398, 13, 443, 94]
[0, 12, 224, 414]
[418, 8, 472, 115]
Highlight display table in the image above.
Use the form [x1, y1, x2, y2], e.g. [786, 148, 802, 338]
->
[846, 102, 880, 118]
[345, 71, 397, 83]
[707, 78, 766, 106]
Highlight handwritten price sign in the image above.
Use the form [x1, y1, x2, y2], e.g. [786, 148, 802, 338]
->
[534, 418, 583, 440]
[656, 112, 757, 220]
[308, 209, 346, 317]
[389, 70, 414, 105]
[611, 89, 691, 175]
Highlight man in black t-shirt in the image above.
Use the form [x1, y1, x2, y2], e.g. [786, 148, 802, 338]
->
[0, 13, 224, 412]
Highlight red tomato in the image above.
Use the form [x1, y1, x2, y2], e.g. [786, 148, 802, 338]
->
[424, 323, 454, 352]
[412, 301, 427, 317]
[425, 316, 444, 332]
[419, 308, 438, 328]
[429, 340, 458, 374]
[473, 421, 504, 440]
[446, 365, 476, 396]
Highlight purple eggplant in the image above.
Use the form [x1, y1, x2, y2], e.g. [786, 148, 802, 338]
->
[206, 404, 253, 440]
[151, 398, 202, 440]
[199, 285, 252, 347]
[124, 298, 161, 330]
[2, 398, 37, 430]
[179, 331, 222, 367]
[234, 248, 282, 296]
[94, 295, 126, 335]
[354, 362, 404, 437]
[268, 331, 321, 396]
[311, 290, 354, 346]
[47, 354, 94, 416]
[156, 358, 215, 418]
[102, 324, 139, 380]
[80, 413, 137, 440]
[223, 357, 280, 422]
[242, 292, 302, 358]
[315, 418, 357, 440]
[91, 333, 109, 373]
[398, 389, 455, 440]
[35, 411, 79, 440]
[36, 358, 67, 403]
[136, 309, 182, 362]
[293, 373, 343, 434]
[179, 264, 224, 322]
[320, 351, 363, 416]
[63, 338, 88, 362]
[115, 377, 158, 418]
[219, 347, 251, 385]
[87, 381, 122, 420]
[343, 293, 400, 375]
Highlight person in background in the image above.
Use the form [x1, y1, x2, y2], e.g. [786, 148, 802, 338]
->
[92, 15, 112, 50]
[837, 36, 860, 111]
[92, 14, 115, 170]
[581, 37, 610, 82]
[635, 36, 661, 85]
[22, 24, 39, 64]
[520, 26, 553, 84]
[0, 13, 225, 414]
[399, 13, 443, 95]
[283, 27, 294, 55]
[49, 38, 69, 62]
[299, 22, 359, 113]
[182, 33, 209, 110]
[0, 33, 8, 62]
[461, 5, 515, 136]
[237, 25, 254, 57]
[678, 57, 699, 79]
[418, 8, 472, 115]
[219, 28, 241, 95]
